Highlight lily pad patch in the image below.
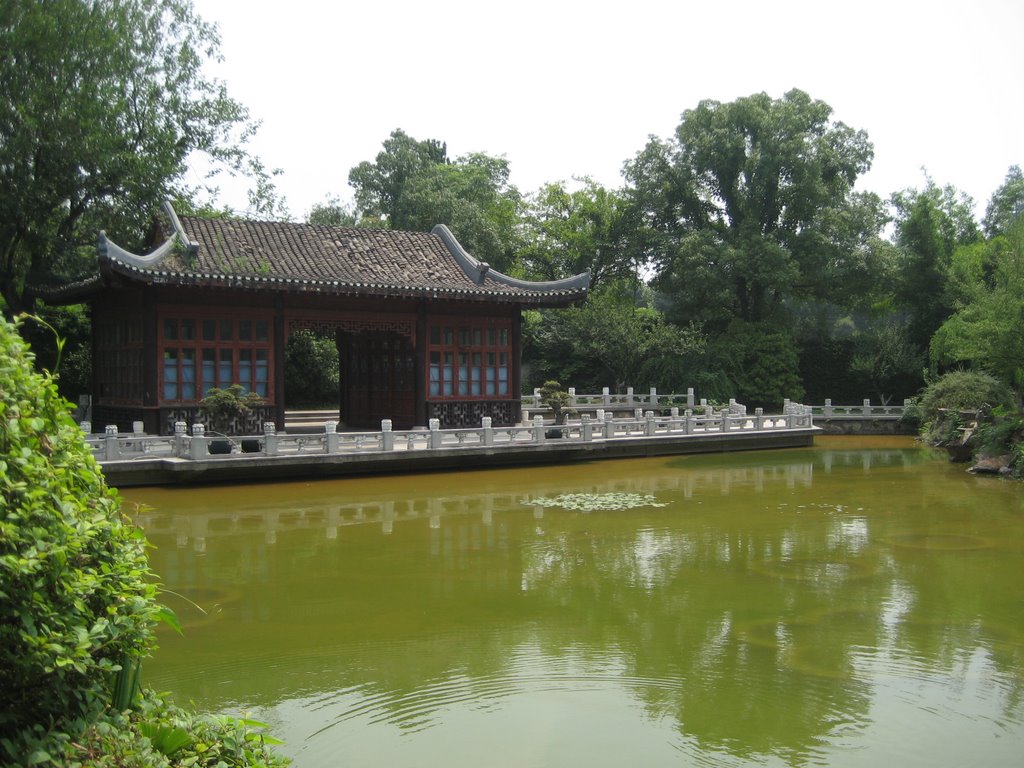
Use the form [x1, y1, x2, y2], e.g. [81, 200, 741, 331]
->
[523, 492, 669, 512]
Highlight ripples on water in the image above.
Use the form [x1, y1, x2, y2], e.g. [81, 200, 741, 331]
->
[129, 438, 1024, 767]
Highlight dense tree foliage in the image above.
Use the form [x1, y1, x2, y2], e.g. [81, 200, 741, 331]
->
[285, 330, 340, 407]
[931, 216, 1024, 400]
[519, 179, 639, 290]
[0, 0, 277, 316]
[348, 129, 523, 272]
[524, 286, 705, 393]
[625, 89, 876, 331]
[306, 196, 359, 227]
[983, 165, 1024, 239]
[889, 177, 981, 351]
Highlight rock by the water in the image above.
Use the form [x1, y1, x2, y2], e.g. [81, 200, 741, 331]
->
[969, 455, 1011, 474]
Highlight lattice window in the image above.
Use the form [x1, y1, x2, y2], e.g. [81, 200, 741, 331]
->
[428, 320, 511, 400]
[160, 311, 273, 404]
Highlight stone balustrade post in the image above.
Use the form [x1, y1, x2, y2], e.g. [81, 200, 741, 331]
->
[429, 418, 442, 450]
[521, 408, 530, 425]
[687, 387, 695, 409]
[720, 410, 730, 432]
[603, 410, 614, 438]
[381, 419, 394, 451]
[189, 423, 207, 460]
[602, 387, 610, 406]
[104, 425, 121, 461]
[684, 409, 694, 435]
[481, 416, 494, 447]
[263, 421, 278, 456]
[699, 398, 708, 415]
[650, 387, 658, 407]
[824, 398, 833, 417]
[325, 421, 340, 452]
[581, 414, 592, 442]
[173, 421, 188, 456]
[862, 399, 872, 417]
[568, 387, 577, 406]
[645, 410, 656, 436]
[627, 386, 635, 406]
[132, 420, 144, 435]
[755, 407, 765, 430]
[533, 415, 545, 442]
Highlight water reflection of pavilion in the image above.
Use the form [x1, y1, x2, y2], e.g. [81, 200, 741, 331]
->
[135, 448, 914, 551]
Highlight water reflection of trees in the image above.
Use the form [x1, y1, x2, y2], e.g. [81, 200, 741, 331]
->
[135, 445, 1024, 764]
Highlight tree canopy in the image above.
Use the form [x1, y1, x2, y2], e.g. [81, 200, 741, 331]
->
[931, 216, 1024, 398]
[348, 129, 522, 272]
[625, 89, 876, 331]
[0, 0, 275, 314]
[519, 179, 639, 290]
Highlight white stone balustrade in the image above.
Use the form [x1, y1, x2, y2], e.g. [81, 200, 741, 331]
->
[81, 397, 826, 465]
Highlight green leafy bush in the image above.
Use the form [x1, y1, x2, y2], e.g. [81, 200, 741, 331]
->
[1, 317, 290, 765]
[1, 317, 159, 759]
[22, 690, 288, 767]
[914, 370, 1014, 444]
[538, 380, 572, 424]
[198, 384, 265, 435]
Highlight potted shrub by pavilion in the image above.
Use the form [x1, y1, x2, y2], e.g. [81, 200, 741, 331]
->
[198, 384, 265, 453]
[539, 380, 573, 438]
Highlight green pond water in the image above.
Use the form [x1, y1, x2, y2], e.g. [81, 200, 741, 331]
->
[125, 436, 1024, 767]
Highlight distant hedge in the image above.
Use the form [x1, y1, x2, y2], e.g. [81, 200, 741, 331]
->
[1, 316, 159, 759]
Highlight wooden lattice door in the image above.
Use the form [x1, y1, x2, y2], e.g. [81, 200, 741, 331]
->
[339, 331, 416, 429]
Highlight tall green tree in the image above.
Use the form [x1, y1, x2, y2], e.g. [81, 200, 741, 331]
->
[348, 130, 522, 271]
[930, 216, 1024, 400]
[520, 178, 640, 290]
[625, 89, 876, 332]
[890, 177, 980, 350]
[0, 0, 277, 315]
[347, 129, 448, 226]
[982, 165, 1024, 239]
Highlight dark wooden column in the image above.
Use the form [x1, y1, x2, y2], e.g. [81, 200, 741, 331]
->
[415, 301, 428, 427]
[141, 286, 159, 433]
[273, 293, 286, 429]
[512, 306, 523, 406]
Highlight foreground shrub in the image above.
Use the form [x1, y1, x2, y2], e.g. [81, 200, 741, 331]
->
[0, 316, 289, 765]
[26, 690, 288, 768]
[1, 317, 159, 758]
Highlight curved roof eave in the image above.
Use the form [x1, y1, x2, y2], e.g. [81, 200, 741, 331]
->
[432, 224, 591, 293]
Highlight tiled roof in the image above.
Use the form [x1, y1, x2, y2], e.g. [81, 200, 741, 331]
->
[90, 203, 589, 306]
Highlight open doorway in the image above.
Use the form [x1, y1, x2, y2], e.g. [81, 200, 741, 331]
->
[284, 329, 340, 415]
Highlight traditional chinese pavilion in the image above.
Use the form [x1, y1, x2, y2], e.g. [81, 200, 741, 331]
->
[47, 202, 589, 434]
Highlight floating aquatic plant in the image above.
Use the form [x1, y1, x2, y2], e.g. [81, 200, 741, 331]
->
[523, 492, 669, 513]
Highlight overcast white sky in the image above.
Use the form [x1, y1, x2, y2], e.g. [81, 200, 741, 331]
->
[189, 0, 1023, 222]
